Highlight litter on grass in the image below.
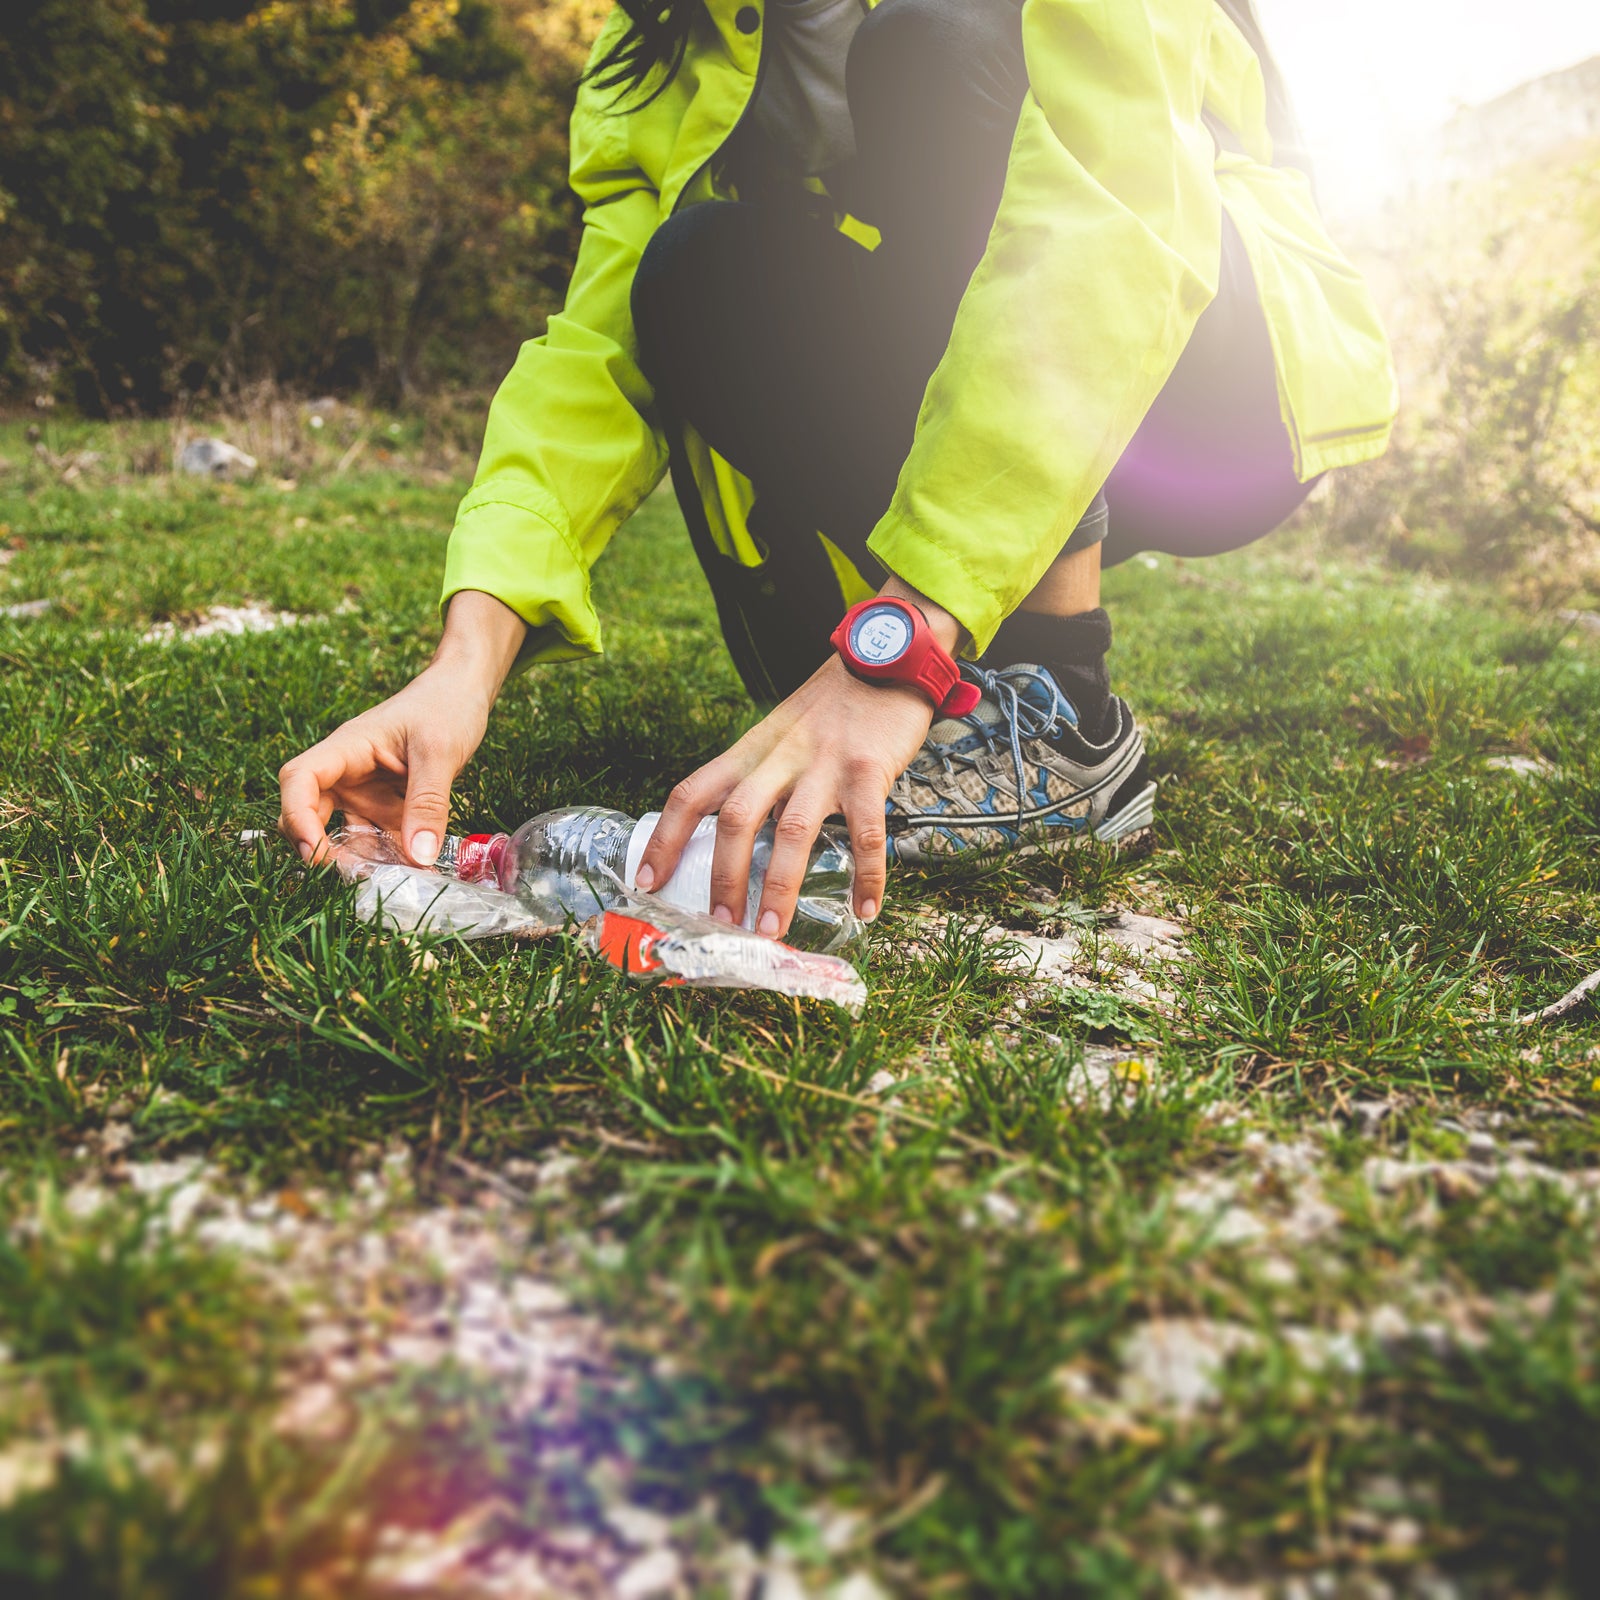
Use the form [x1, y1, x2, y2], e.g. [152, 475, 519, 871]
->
[333, 835, 867, 1012]
[178, 437, 259, 481]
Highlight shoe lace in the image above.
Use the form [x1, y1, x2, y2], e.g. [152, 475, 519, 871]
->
[933, 663, 1076, 827]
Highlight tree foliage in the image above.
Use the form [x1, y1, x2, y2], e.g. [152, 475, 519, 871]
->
[0, 0, 604, 411]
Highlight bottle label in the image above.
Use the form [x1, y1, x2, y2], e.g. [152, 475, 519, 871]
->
[594, 912, 683, 984]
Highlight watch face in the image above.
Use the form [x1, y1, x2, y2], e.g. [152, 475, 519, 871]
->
[850, 603, 913, 666]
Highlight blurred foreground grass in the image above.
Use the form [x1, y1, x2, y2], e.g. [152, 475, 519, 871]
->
[1, 422, 1599, 1597]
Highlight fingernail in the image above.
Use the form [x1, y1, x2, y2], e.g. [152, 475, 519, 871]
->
[411, 830, 439, 866]
[758, 909, 780, 938]
[712, 904, 734, 925]
[861, 899, 878, 922]
[297, 840, 313, 863]
[634, 862, 655, 891]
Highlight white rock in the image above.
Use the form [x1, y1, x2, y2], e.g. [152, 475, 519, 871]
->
[1284, 1327, 1363, 1376]
[762, 1561, 813, 1600]
[0, 597, 53, 620]
[274, 1382, 349, 1442]
[606, 1503, 673, 1549]
[812, 1504, 867, 1554]
[1484, 755, 1558, 780]
[980, 1191, 1024, 1229]
[614, 1545, 682, 1598]
[1350, 1099, 1398, 1136]
[142, 603, 303, 644]
[0, 1443, 57, 1509]
[1120, 1318, 1257, 1412]
[831, 1575, 891, 1600]
[178, 437, 258, 480]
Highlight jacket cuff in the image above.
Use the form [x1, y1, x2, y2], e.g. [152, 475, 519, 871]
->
[866, 515, 1011, 657]
[441, 483, 601, 668]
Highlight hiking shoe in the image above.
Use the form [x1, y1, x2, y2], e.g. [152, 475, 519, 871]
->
[884, 662, 1156, 863]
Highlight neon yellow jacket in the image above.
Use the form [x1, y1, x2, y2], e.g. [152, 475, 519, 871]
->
[442, 0, 1397, 665]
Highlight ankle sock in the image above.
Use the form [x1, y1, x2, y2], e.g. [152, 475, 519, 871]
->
[986, 606, 1115, 741]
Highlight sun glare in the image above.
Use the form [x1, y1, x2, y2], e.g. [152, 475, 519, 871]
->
[1254, 0, 1600, 215]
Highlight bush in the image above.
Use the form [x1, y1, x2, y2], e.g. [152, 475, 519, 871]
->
[0, 0, 603, 412]
[1318, 148, 1600, 581]
[1321, 274, 1598, 571]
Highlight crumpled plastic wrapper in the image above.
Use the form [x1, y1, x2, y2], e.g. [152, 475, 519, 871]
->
[330, 834, 866, 1012]
[585, 888, 866, 1012]
[353, 863, 560, 942]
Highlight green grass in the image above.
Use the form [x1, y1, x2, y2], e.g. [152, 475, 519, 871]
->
[2, 420, 1600, 1597]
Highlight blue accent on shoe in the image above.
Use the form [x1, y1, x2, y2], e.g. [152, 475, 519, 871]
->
[1043, 810, 1090, 833]
[948, 662, 1081, 829]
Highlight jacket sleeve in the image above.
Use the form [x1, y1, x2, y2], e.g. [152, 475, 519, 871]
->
[865, 0, 1222, 654]
[441, 82, 668, 666]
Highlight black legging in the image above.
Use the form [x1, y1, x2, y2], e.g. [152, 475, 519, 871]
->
[632, 0, 1311, 689]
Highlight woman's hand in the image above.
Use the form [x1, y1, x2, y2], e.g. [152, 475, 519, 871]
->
[636, 579, 960, 937]
[277, 590, 526, 867]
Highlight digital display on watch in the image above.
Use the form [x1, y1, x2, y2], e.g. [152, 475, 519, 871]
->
[849, 603, 913, 665]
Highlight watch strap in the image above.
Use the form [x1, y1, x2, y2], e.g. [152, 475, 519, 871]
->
[832, 599, 982, 717]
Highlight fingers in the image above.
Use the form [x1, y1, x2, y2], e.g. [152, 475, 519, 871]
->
[635, 759, 739, 895]
[752, 778, 832, 939]
[708, 768, 791, 929]
[841, 770, 889, 923]
[278, 744, 346, 864]
[399, 735, 458, 867]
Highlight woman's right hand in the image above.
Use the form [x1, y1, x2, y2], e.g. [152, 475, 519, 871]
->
[277, 590, 527, 868]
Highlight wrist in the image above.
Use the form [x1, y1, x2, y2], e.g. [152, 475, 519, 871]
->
[876, 574, 964, 655]
[830, 594, 979, 717]
[432, 589, 527, 703]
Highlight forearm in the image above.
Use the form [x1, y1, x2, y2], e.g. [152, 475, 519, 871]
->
[431, 589, 529, 710]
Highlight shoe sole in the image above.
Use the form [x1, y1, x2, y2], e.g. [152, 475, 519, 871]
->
[889, 780, 1159, 865]
[1094, 779, 1158, 846]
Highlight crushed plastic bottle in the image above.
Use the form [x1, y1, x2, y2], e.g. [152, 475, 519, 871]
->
[586, 889, 867, 1011]
[425, 806, 862, 955]
[323, 817, 867, 1011]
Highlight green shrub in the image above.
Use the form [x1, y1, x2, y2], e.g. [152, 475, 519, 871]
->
[0, 0, 600, 411]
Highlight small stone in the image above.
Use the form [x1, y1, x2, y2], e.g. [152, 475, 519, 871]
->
[762, 1561, 812, 1600]
[1350, 1098, 1398, 1136]
[274, 1382, 351, 1443]
[980, 1191, 1024, 1229]
[1367, 1303, 1413, 1347]
[831, 1575, 891, 1600]
[606, 1503, 672, 1549]
[0, 597, 53, 620]
[1120, 1318, 1257, 1412]
[1385, 1515, 1424, 1550]
[178, 437, 258, 480]
[614, 1546, 681, 1599]
[142, 603, 303, 644]
[1484, 754, 1558, 780]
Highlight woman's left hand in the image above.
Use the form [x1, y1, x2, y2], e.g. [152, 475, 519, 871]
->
[634, 649, 936, 938]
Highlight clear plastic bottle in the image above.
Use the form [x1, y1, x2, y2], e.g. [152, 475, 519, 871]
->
[433, 806, 862, 954]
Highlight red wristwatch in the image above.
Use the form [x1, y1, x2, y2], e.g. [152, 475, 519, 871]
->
[830, 597, 981, 717]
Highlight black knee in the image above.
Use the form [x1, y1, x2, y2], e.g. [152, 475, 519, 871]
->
[847, 0, 1025, 134]
[632, 202, 742, 395]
